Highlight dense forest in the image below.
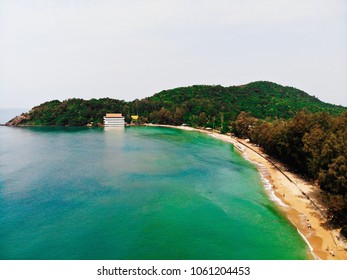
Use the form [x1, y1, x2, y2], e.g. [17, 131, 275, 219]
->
[5, 80, 347, 237]
[6, 81, 345, 128]
[233, 110, 347, 237]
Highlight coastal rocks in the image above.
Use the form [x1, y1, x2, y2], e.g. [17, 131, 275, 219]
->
[5, 113, 29, 126]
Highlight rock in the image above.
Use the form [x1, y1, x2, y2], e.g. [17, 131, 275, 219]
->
[5, 113, 29, 126]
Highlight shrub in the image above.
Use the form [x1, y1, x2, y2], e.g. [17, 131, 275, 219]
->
[341, 225, 347, 238]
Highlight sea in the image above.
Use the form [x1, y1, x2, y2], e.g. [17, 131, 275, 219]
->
[0, 125, 309, 260]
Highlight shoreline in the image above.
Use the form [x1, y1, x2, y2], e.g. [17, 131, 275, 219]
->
[147, 124, 347, 260]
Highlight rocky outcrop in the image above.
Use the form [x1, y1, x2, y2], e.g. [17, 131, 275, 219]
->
[5, 113, 29, 126]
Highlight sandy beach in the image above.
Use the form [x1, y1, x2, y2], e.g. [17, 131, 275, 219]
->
[148, 124, 347, 260]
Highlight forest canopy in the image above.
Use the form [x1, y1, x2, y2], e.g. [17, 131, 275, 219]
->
[5, 80, 347, 236]
[7, 81, 345, 127]
[233, 110, 347, 236]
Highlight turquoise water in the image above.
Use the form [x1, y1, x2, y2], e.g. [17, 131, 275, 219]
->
[0, 126, 309, 259]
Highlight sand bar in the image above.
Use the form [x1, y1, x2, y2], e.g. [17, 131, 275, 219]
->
[147, 124, 347, 260]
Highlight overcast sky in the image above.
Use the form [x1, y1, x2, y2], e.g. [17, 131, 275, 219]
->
[0, 0, 346, 109]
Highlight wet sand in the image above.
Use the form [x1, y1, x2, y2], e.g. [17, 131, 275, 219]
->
[148, 124, 347, 260]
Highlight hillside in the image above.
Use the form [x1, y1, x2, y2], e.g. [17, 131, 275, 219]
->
[4, 81, 347, 236]
[5, 81, 346, 127]
[141, 81, 345, 127]
[147, 82, 344, 119]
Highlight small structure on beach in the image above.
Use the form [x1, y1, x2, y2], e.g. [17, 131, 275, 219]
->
[131, 115, 139, 124]
[103, 113, 125, 127]
[131, 115, 139, 121]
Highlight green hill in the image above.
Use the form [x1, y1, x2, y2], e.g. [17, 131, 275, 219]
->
[6, 81, 346, 127]
[141, 81, 344, 126]
[5, 80, 347, 237]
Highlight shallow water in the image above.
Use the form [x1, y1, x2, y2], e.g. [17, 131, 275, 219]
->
[0, 126, 308, 259]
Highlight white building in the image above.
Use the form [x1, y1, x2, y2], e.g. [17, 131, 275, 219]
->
[103, 113, 125, 127]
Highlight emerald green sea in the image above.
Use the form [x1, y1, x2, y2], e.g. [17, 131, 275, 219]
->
[0, 126, 309, 259]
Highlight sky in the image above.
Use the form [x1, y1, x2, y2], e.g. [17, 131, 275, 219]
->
[0, 0, 346, 109]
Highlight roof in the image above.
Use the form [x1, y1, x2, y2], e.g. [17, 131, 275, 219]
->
[105, 113, 122, 117]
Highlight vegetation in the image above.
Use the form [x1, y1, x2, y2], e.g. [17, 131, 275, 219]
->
[8, 81, 345, 127]
[137, 81, 344, 129]
[11, 98, 128, 126]
[6, 80, 347, 237]
[233, 110, 347, 236]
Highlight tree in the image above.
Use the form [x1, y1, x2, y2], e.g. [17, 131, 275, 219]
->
[233, 112, 258, 138]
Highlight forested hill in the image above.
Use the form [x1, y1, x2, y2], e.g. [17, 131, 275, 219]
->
[4, 81, 347, 237]
[5, 81, 346, 127]
[145, 81, 344, 121]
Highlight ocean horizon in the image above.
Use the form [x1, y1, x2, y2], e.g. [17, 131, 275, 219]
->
[0, 126, 309, 259]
